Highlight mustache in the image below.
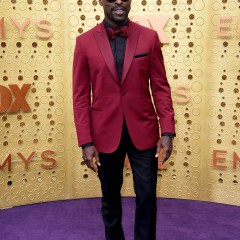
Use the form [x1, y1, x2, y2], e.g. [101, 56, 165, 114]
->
[112, 7, 126, 11]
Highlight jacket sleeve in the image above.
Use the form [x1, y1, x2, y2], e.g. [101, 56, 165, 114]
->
[72, 37, 93, 146]
[149, 32, 175, 134]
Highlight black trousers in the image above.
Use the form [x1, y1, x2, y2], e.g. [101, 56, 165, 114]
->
[98, 122, 158, 240]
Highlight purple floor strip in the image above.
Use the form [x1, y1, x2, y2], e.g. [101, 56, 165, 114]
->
[0, 197, 239, 240]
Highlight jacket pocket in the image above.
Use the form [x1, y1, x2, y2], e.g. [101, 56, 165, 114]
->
[133, 52, 149, 58]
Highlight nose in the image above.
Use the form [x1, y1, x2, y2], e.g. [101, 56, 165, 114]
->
[115, 0, 123, 4]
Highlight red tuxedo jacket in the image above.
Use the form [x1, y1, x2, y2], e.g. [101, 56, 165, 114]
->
[73, 20, 175, 153]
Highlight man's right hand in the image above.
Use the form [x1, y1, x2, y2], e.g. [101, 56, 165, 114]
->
[82, 145, 100, 173]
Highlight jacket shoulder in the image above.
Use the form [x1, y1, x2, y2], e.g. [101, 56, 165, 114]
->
[76, 23, 100, 41]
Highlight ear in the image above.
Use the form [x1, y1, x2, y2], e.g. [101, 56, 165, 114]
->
[98, 0, 103, 6]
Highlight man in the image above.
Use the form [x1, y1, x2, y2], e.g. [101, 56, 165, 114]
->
[72, 0, 175, 239]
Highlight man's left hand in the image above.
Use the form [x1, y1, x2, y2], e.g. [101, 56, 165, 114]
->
[155, 136, 173, 166]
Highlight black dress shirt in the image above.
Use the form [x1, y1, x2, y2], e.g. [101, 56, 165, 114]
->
[104, 20, 128, 80]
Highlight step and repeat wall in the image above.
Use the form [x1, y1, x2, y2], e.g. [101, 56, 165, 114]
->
[0, 0, 239, 208]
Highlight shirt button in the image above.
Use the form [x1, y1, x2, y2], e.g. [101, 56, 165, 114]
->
[121, 92, 125, 96]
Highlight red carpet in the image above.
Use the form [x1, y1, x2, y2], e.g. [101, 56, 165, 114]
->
[0, 197, 239, 240]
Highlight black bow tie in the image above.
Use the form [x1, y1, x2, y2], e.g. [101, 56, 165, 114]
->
[106, 26, 129, 40]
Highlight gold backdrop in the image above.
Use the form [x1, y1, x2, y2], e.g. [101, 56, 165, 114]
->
[0, 0, 240, 209]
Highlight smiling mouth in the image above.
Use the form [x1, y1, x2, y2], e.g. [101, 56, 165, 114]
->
[112, 8, 126, 15]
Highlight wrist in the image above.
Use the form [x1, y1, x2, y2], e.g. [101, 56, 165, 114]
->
[81, 142, 94, 149]
[161, 132, 176, 138]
